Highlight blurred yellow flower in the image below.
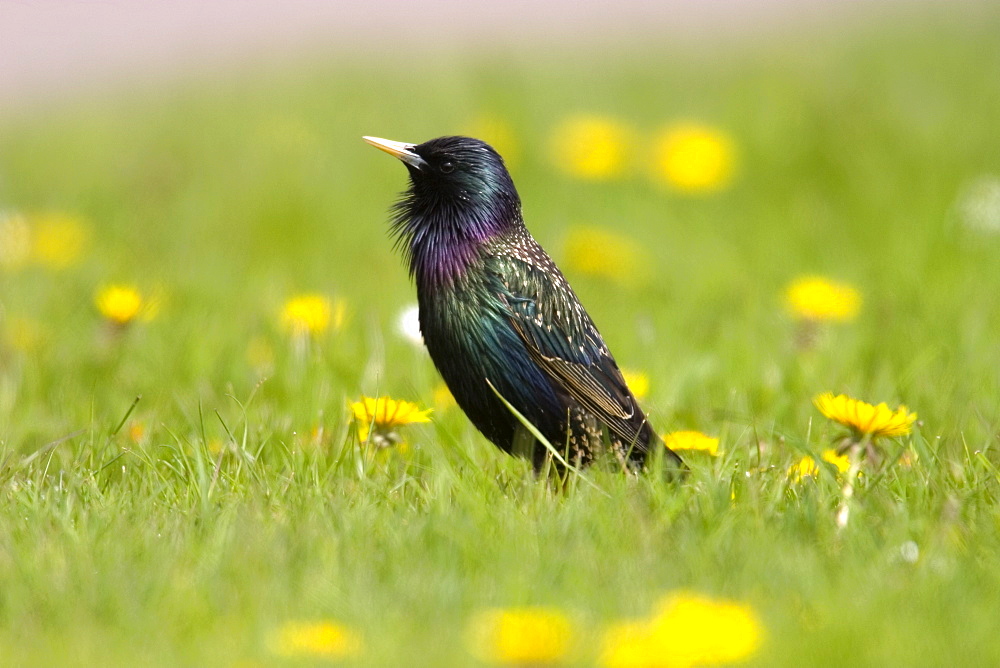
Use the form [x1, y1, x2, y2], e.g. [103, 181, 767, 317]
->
[94, 284, 156, 326]
[663, 431, 720, 456]
[465, 115, 520, 165]
[0, 212, 32, 271]
[563, 226, 650, 287]
[814, 392, 916, 439]
[280, 294, 344, 337]
[788, 456, 818, 482]
[350, 396, 432, 445]
[267, 620, 363, 659]
[785, 276, 861, 322]
[652, 122, 736, 193]
[207, 438, 225, 456]
[31, 212, 90, 269]
[788, 449, 851, 481]
[549, 116, 632, 179]
[821, 448, 851, 472]
[128, 422, 146, 444]
[467, 607, 574, 665]
[622, 370, 649, 400]
[653, 592, 762, 666]
[600, 591, 762, 668]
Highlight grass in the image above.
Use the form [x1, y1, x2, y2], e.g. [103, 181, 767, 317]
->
[2, 8, 1000, 666]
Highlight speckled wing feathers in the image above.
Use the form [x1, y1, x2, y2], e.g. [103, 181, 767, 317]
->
[485, 230, 646, 448]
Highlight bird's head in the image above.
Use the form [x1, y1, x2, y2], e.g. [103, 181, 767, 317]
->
[364, 135, 517, 208]
[365, 135, 523, 283]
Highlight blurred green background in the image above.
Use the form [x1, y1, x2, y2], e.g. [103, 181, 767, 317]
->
[2, 3, 1000, 666]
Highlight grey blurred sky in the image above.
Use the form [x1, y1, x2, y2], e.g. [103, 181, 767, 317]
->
[0, 0, 944, 110]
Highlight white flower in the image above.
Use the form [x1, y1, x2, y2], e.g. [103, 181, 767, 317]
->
[899, 541, 920, 564]
[397, 303, 424, 346]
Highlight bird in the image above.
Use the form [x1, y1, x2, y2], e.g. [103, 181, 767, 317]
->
[364, 135, 682, 471]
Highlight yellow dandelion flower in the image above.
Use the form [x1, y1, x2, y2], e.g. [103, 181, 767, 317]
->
[0, 212, 32, 271]
[622, 370, 649, 400]
[785, 276, 861, 322]
[652, 122, 736, 193]
[95, 284, 155, 326]
[563, 226, 650, 287]
[651, 592, 762, 666]
[350, 396, 432, 445]
[30, 212, 90, 269]
[789, 455, 820, 481]
[814, 392, 916, 439]
[467, 607, 574, 665]
[663, 431, 720, 456]
[280, 294, 344, 337]
[789, 449, 850, 481]
[464, 115, 520, 165]
[821, 448, 850, 472]
[267, 620, 363, 659]
[549, 116, 632, 180]
[600, 592, 762, 668]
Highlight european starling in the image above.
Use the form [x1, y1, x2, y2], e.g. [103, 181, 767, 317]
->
[364, 135, 681, 470]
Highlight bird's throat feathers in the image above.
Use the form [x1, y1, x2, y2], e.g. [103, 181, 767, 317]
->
[391, 183, 522, 288]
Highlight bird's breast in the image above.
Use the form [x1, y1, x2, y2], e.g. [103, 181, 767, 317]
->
[416, 276, 563, 448]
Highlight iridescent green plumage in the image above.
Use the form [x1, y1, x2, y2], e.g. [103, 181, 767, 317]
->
[365, 135, 681, 470]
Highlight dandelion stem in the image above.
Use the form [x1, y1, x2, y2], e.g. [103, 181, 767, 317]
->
[836, 440, 864, 529]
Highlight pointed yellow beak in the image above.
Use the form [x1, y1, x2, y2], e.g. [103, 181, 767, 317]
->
[363, 136, 427, 170]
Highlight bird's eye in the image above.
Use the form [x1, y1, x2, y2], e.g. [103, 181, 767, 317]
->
[440, 161, 455, 174]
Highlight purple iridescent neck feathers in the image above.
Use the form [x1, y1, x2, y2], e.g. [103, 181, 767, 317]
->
[388, 136, 522, 287]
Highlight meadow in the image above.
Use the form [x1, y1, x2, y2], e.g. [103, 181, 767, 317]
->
[2, 9, 1000, 666]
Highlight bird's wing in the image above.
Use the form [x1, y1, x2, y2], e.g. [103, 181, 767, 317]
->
[485, 249, 647, 446]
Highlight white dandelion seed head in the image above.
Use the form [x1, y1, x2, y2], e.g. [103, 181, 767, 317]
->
[899, 540, 919, 564]
[397, 303, 424, 346]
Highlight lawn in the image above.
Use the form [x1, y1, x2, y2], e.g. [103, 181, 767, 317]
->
[2, 8, 1000, 666]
